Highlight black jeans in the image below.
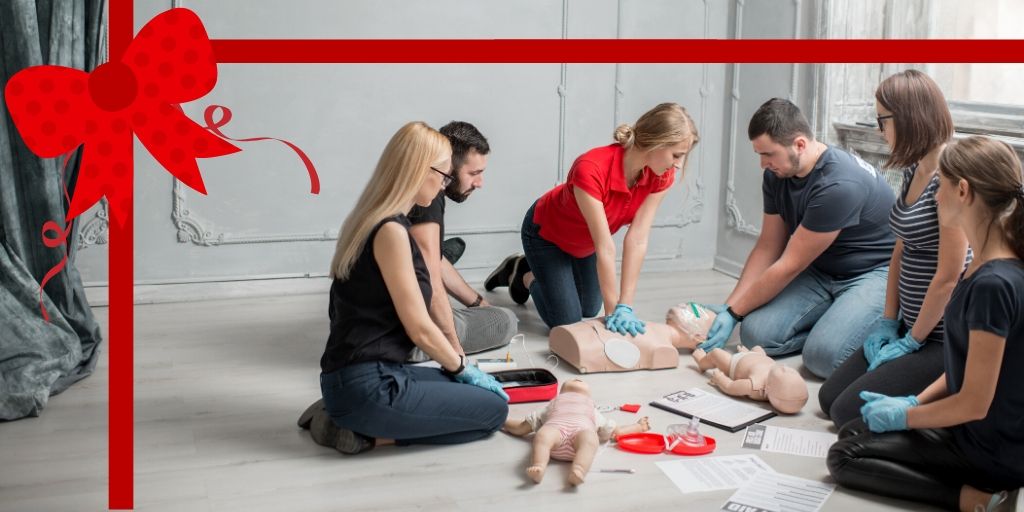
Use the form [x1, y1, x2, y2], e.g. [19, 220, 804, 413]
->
[819, 342, 945, 428]
[827, 419, 1012, 510]
[520, 202, 602, 329]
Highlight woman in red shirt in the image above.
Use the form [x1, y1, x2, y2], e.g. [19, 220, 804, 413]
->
[487, 103, 699, 333]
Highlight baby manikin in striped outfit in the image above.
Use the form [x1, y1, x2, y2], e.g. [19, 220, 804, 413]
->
[503, 379, 650, 485]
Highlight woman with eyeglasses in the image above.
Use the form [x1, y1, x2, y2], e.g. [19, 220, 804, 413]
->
[828, 135, 1024, 512]
[304, 121, 508, 455]
[819, 69, 971, 428]
[486, 103, 699, 335]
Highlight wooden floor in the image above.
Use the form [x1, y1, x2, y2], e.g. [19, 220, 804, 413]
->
[2, 269, 1012, 511]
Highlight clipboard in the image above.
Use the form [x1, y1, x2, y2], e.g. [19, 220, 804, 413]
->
[649, 388, 776, 433]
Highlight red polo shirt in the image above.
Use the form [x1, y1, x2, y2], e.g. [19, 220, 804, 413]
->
[533, 143, 675, 258]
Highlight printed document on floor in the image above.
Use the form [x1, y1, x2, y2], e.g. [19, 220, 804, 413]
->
[656, 454, 775, 494]
[741, 424, 838, 458]
[721, 470, 835, 512]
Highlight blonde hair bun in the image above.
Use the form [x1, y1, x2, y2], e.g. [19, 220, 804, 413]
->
[614, 124, 635, 147]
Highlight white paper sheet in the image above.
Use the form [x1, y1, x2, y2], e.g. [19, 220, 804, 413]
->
[721, 471, 835, 512]
[656, 454, 775, 494]
[741, 424, 838, 458]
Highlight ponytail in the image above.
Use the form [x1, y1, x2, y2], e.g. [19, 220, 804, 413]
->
[1007, 193, 1024, 260]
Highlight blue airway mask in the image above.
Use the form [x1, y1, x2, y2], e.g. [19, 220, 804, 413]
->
[591, 323, 640, 368]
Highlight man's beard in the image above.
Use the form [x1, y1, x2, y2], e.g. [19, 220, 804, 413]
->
[444, 177, 472, 203]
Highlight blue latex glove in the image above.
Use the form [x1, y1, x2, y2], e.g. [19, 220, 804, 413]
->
[859, 391, 918, 433]
[700, 303, 728, 315]
[454, 365, 510, 401]
[862, 318, 901, 367]
[867, 332, 923, 371]
[698, 307, 738, 351]
[605, 304, 646, 336]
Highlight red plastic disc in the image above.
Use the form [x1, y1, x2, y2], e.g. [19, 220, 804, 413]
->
[669, 436, 716, 456]
[615, 433, 667, 454]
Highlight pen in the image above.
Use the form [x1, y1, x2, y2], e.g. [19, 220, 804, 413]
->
[598, 468, 635, 474]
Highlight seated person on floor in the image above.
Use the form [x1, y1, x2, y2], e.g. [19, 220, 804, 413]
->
[692, 345, 808, 414]
[819, 70, 971, 428]
[827, 137, 1024, 512]
[504, 378, 650, 485]
[298, 122, 508, 455]
[701, 98, 896, 379]
[407, 121, 519, 363]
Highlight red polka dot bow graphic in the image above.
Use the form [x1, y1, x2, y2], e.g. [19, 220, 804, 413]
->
[4, 5, 320, 226]
[4, 7, 319, 319]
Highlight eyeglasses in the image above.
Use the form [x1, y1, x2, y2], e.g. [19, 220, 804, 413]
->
[876, 115, 894, 133]
[431, 166, 454, 187]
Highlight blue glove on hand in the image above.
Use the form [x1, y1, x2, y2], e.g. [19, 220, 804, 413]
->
[700, 303, 728, 315]
[605, 304, 647, 336]
[867, 332, 923, 371]
[863, 318, 901, 367]
[698, 307, 738, 351]
[454, 365, 510, 401]
[859, 391, 918, 433]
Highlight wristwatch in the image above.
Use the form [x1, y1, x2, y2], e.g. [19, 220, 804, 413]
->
[442, 354, 466, 377]
[468, 294, 483, 308]
[725, 305, 745, 322]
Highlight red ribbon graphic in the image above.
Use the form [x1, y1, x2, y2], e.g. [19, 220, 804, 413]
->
[3, 7, 319, 319]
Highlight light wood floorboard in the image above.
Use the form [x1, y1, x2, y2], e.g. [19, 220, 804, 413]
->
[3, 270, 1004, 511]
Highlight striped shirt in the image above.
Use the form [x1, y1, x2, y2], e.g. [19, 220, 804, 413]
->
[890, 166, 972, 343]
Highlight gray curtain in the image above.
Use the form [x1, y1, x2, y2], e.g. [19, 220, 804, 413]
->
[0, 0, 106, 420]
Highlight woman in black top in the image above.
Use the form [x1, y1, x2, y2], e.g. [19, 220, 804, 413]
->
[828, 136, 1024, 511]
[314, 121, 508, 455]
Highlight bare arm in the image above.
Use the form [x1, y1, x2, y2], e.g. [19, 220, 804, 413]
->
[710, 370, 756, 398]
[729, 225, 841, 316]
[914, 373, 949, 405]
[408, 222, 464, 354]
[375, 222, 463, 370]
[574, 187, 618, 315]
[503, 418, 534, 437]
[441, 258, 488, 307]
[882, 239, 903, 320]
[726, 214, 789, 304]
[619, 190, 667, 306]
[907, 331, 1005, 428]
[907, 225, 969, 341]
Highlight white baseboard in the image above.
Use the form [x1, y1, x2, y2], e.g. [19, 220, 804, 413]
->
[712, 255, 744, 278]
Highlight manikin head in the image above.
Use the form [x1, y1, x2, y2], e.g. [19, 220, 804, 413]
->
[665, 303, 716, 349]
[561, 378, 591, 396]
[764, 365, 809, 414]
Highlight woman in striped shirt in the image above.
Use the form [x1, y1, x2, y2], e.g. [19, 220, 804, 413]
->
[819, 69, 971, 427]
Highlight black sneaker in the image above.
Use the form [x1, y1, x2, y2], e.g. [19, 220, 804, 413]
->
[484, 253, 521, 291]
[297, 398, 323, 429]
[442, 237, 466, 265]
[309, 407, 375, 455]
[509, 256, 531, 305]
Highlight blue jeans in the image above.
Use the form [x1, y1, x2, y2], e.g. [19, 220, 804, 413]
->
[739, 265, 888, 378]
[521, 202, 602, 329]
[320, 361, 508, 445]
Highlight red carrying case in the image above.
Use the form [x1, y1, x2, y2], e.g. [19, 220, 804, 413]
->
[489, 369, 558, 404]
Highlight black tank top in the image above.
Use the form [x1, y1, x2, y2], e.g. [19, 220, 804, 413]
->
[320, 215, 432, 373]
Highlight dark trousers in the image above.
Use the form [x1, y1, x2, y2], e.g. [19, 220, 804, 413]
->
[818, 342, 945, 428]
[827, 419, 1014, 510]
[520, 202, 602, 329]
[320, 361, 508, 445]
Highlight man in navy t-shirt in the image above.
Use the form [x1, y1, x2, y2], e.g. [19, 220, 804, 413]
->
[701, 98, 896, 378]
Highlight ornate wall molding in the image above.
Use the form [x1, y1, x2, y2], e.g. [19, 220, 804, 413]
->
[723, 0, 803, 238]
[723, 0, 761, 237]
[76, 198, 109, 250]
